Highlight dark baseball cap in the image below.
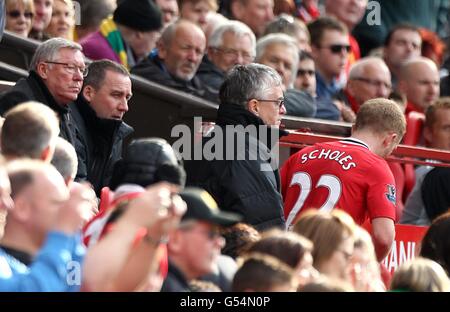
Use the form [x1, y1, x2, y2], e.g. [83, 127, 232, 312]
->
[179, 187, 242, 226]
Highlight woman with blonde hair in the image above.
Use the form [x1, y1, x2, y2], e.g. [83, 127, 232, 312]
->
[293, 209, 356, 284]
[45, 0, 75, 40]
[5, 0, 35, 37]
[390, 257, 450, 292]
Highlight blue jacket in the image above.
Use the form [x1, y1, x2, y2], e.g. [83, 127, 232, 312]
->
[0, 231, 85, 292]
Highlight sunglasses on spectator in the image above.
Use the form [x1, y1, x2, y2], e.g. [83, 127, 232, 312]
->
[321, 44, 351, 54]
[297, 69, 315, 76]
[7, 10, 34, 19]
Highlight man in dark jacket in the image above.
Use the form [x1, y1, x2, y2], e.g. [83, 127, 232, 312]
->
[0, 38, 85, 145]
[71, 60, 133, 194]
[131, 19, 217, 103]
[183, 63, 287, 231]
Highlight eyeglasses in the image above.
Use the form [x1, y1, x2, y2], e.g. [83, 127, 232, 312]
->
[44, 61, 88, 77]
[213, 48, 254, 62]
[352, 77, 392, 90]
[320, 44, 351, 54]
[297, 69, 315, 77]
[7, 10, 34, 19]
[253, 98, 285, 108]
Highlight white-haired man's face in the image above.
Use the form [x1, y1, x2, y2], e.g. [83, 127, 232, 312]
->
[208, 31, 254, 73]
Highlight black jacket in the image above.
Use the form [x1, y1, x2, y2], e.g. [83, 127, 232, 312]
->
[0, 71, 77, 145]
[161, 261, 191, 292]
[196, 56, 225, 94]
[71, 95, 134, 194]
[131, 55, 218, 103]
[184, 104, 286, 231]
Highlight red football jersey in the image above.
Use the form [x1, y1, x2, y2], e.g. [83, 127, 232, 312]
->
[281, 138, 397, 229]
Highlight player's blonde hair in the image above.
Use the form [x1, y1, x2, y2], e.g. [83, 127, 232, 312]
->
[354, 98, 406, 137]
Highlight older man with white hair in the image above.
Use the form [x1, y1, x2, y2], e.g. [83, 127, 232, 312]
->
[256, 33, 316, 117]
[341, 57, 392, 113]
[197, 21, 256, 93]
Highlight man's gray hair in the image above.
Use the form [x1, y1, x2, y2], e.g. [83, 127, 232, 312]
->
[348, 56, 389, 80]
[1, 101, 60, 159]
[219, 63, 282, 106]
[30, 37, 83, 71]
[208, 21, 256, 56]
[255, 33, 299, 87]
[51, 137, 78, 182]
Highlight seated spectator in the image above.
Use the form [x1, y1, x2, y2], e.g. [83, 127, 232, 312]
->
[178, 0, 217, 33]
[155, 0, 179, 27]
[74, 0, 116, 41]
[293, 210, 356, 285]
[340, 57, 392, 114]
[294, 51, 316, 97]
[383, 24, 422, 89]
[71, 60, 134, 195]
[80, 0, 162, 69]
[197, 21, 255, 93]
[0, 159, 94, 291]
[390, 257, 450, 292]
[256, 33, 316, 117]
[161, 187, 241, 292]
[401, 98, 450, 226]
[230, 0, 274, 38]
[324, 0, 367, 77]
[420, 211, 450, 276]
[264, 14, 310, 52]
[28, 0, 52, 41]
[0, 38, 85, 145]
[1, 102, 59, 162]
[398, 57, 440, 115]
[45, 0, 75, 40]
[308, 17, 349, 120]
[245, 228, 319, 288]
[50, 137, 78, 186]
[132, 20, 217, 102]
[5, 0, 35, 38]
[221, 222, 260, 259]
[232, 253, 298, 291]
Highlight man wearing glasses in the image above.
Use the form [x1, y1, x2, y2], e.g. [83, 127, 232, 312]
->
[342, 57, 392, 114]
[0, 37, 86, 145]
[162, 187, 241, 292]
[197, 20, 256, 94]
[308, 17, 350, 121]
[185, 64, 287, 231]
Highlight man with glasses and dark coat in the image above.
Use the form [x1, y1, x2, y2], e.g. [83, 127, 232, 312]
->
[0, 37, 86, 145]
[184, 63, 287, 231]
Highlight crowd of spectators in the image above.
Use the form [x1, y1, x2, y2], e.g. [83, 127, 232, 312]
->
[0, 0, 450, 293]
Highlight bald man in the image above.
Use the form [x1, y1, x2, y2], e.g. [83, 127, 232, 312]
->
[398, 57, 440, 115]
[132, 19, 217, 102]
[344, 57, 392, 113]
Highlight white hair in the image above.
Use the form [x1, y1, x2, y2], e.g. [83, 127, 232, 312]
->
[208, 21, 256, 57]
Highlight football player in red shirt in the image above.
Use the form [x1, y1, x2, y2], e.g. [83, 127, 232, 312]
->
[281, 98, 406, 260]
